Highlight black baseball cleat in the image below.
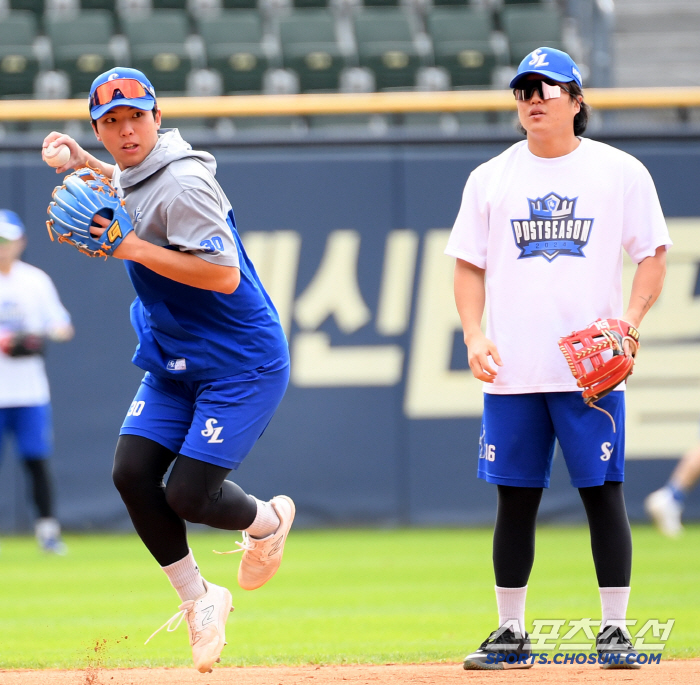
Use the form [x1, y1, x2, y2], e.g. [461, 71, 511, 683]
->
[596, 626, 642, 669]
[463, 626, 533, 670]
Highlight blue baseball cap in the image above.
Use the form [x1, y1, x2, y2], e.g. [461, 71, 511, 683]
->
[0, 210, 25, 242]
[509, 47, 583, 89]
[89, 67, 157, 121]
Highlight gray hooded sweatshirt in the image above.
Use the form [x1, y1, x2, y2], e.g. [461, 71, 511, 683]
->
[113, 129, 239, 268]
[110, 129, 287, 380]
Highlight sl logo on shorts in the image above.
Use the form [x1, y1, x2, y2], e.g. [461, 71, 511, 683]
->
[201, 418, 224, 443]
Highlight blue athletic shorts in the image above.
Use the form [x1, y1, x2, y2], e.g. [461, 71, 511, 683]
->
[120, 354, 289, 470]
[0, 404, 53, 459]
[478, 392, 625, 488]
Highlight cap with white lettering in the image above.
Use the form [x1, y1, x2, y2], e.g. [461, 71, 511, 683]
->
[510, 47, 583, 89]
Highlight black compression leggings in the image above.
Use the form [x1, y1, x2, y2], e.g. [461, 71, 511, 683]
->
[493, 482, 632, 588]
[112, 434, 258, 566]
[22, 458, 53, 519]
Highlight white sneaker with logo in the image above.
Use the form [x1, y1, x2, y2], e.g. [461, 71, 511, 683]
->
[645, 487, 683, 538]
[230, 495, 296, 591]
[145, 581, 233, 673]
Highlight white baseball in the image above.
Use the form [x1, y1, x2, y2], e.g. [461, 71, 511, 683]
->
[43, 143, 71, 168]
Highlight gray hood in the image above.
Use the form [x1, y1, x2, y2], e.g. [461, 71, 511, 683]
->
[115, 129, 217, 189]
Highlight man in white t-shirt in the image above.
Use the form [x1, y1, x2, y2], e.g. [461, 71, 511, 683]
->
[0, 210, 74, 553]
[446, 48, 670, 670]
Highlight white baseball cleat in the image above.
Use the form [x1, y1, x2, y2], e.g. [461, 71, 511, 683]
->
[644, 487, 683, 538]
[145, 581, 233, 673]
[35, 518, 67, 555]
[237, 495, 295, 591]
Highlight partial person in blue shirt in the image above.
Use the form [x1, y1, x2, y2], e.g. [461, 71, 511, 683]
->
[42, 68, 295, 674]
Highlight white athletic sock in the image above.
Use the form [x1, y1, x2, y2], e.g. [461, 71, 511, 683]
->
[161, 549, 206, 602]
[600, 586, 631, 631]
[245, 497, 281, 539]
[495, 585, 528, 636]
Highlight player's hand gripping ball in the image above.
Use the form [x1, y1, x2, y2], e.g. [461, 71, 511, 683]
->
[46, 167, 133, 258]
[558, 318, 640, 405]
[43, 142, 71, 168]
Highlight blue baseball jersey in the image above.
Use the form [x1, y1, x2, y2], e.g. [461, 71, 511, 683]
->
[125, 208, 287, 381]
[114, 129, 288, 381]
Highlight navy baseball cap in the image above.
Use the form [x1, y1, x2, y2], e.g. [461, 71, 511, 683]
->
[509, 47, 583, 89]
[89, 68, 157, 120]
[0, 210, 25, 242]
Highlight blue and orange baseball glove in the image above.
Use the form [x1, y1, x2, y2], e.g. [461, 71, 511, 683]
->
[46, 166, 133, 258]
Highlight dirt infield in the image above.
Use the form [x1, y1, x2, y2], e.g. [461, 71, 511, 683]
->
[1, 660, 698, 685]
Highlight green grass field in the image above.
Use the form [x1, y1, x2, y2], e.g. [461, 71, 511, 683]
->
[0, 525, 698, 669]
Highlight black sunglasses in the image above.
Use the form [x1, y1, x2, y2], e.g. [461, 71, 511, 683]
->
[513, 78, 572, 101]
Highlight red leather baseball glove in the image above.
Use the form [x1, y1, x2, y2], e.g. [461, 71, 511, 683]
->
[559, 318, 640, 407]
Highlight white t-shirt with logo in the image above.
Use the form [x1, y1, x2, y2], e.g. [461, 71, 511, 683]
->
[0, 261, 71, 407]
[445, 138, 671, 394]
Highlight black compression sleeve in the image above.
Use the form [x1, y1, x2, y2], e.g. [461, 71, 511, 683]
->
[22, 458, 53, 518]
[493, 485, 543, 588]
[578, 481, 632, 587]
[113, 435, 257, 566]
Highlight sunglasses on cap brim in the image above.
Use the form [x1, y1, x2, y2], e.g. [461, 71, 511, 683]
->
[514, 79, 572, 101]
[90, 78, 155, 109]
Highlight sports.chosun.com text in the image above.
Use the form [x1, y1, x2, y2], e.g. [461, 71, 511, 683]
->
[484, 652, 662, 667]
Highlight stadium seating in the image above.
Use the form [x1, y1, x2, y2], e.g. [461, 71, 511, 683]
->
[427, 7, 496, 87]
[45, 10, 117, 96]
[152, 0, 186, 9]
[0, 11, 40, 97]
[353, 9, 421, 90]
[80, 0, 115, 11]
[9, 0, 44, 14]
[431, 0, 469, 6]
[500, 5, 563, 65]
[362, 0, 398, 7]
[198, 10, 268, 93]
[122, 9, 191, 93]
[279, 11, 345, 92]
[0, 0, 584, 139]
[221, 0, 257, 9]
[293, 0, 327, 8]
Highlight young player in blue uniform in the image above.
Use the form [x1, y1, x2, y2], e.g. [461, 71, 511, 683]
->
[446, 49, 670, 670]
[43, 68, 294, 673]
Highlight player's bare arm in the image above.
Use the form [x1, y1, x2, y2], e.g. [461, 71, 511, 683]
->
[89, 213, 240, 293]
[623, 245, 667, 328]
[454, 258, 502, 383]
[42, 131, 115, 178]
[116, 232, 240, 293]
